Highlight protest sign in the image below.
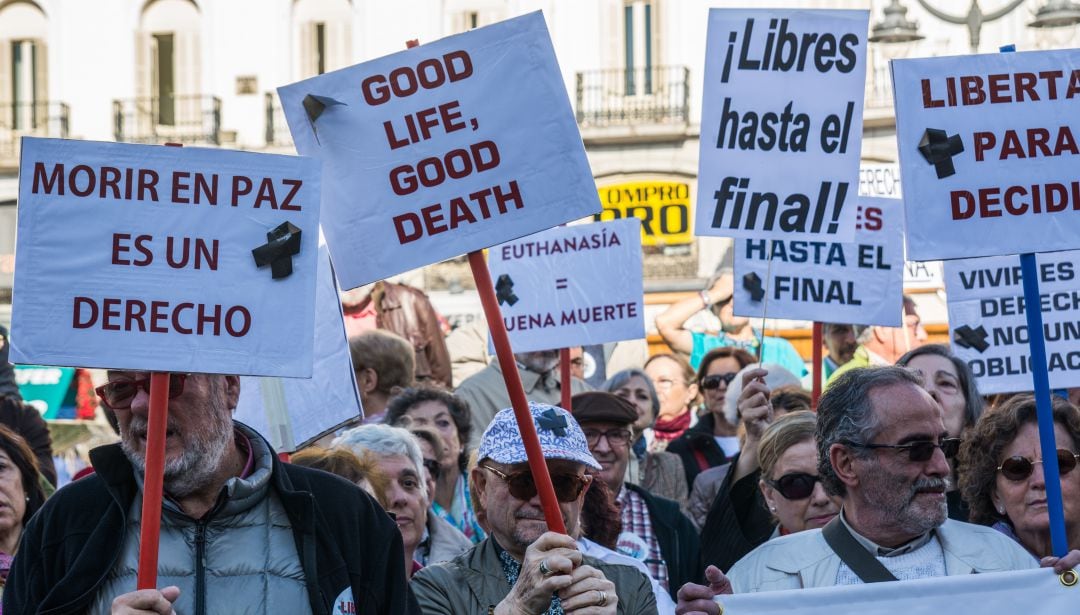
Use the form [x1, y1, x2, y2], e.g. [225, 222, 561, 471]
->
[235, 244, 361, 451]
[719, 568, 1076, 615]
[944, 249, 1080, 394]
[279, 11, 600, 289]
[733, 197, 903, 326]
[893, 49, 1080, 261]
[696, 9, 869, 243]
[594, 180, 692, 246]
[10, 138, 321, 377]
[486, 219, 645, 353]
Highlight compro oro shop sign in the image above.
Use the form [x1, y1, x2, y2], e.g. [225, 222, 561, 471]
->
[595, 181, 692, 246]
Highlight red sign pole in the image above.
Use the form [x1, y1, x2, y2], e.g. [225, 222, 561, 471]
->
[469, 251, 566, 533]
[811, 322, 823, 410]
[136, 371, 171, 588]
[559, 348, 572, 412]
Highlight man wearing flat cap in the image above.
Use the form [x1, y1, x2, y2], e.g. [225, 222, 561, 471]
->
[411, 402, 657, 614]
[572, 392, 700, 600]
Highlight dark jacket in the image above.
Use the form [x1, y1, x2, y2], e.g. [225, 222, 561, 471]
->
[664, 414, 729, 488]
[3, 434, 418, 615]
[0, 395, 56, 487]
[623, 483, 699, 598]
[698, 454, 774, 576]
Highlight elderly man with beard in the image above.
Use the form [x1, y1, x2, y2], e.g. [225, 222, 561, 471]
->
[3, 371, 415, 615]
[456, 350, 591, 448]
[677, 367, 1080, 612]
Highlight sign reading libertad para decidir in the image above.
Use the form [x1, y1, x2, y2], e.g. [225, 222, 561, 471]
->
[279, 12, 600, 289]
[945, 250, 1080, 394]
[696, 9, 869, 244]
[733, 197, 903, 326]
[487, 219, 645, 353]
[11, 137, 321, 377]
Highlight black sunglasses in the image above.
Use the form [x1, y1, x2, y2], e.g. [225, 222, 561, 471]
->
[96, 373, 188, 410]
[423, 459, 442, 481]
[845, 438, 961, 462]
[480, 463, 591, 503]
[997, 449, 1080, 482]
[701, 373, 737, 390]
[765, 472, 822, 500]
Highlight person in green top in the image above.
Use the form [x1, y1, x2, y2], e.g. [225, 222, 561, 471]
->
[656, 268, 807, 378]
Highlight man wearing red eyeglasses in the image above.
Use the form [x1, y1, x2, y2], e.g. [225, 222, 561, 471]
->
[677, 367, 1080, 613]
[4, 371, 416, 615]
[411, 402, 657, 614]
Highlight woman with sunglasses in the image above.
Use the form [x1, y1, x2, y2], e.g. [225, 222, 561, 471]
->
[757, 411, 841, 536]
[667, 347, 756, 489]
[959, 394, 1080, 558]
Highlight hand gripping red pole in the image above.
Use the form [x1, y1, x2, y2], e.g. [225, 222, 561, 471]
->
[136, 372, 171, 588]
[469, 251, 566, 533]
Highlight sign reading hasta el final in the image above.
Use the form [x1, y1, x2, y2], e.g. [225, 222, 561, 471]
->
[697, 9, 869, 244]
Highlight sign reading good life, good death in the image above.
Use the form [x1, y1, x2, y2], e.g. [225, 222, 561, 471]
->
[697, 9, 869, 243]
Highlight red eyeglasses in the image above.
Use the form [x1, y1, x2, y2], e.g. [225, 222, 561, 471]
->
[95, 373, 188, 410]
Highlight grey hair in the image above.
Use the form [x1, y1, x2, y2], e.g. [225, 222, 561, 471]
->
[333, 424, 427, 499]
[816, 366, 923, 497]
[600, 368, 660, 419]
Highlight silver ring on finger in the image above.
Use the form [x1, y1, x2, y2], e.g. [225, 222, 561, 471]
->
[594, 589, 608, 607]
[539, 558, 553, 576]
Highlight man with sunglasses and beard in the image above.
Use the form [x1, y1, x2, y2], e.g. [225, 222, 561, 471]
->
[571, 392, 699, 602]
[677, 367, 1080, 612]
[412, 402, 657, 614]
[4, 371, 415, 615]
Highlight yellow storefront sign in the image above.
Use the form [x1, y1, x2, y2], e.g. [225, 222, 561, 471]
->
[594, 181, 692, 246]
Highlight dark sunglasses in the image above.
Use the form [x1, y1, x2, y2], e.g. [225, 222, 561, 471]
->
[845, 438, 961, 462]
[765, 472, 823, 500]
[96, 373, 188, 410]
[422, 459, 442, 481]
[701, 373, 737, 390]
[997, 449, 1080, 482]
[480, 463, 591, 503]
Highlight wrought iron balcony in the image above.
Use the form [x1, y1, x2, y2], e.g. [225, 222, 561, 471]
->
[112, 95, 221, 145]
[0, 101, 70, 165]
[575, 65, 690, 128]
[265, 92, 293, 147]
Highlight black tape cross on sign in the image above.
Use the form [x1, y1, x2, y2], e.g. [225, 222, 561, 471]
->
[918, 128, 964, 179]
[496, 274, 519, 306]
[252, 222, 302, 279]
[743, 272, 765, 302]
[953, 324, 990, 353]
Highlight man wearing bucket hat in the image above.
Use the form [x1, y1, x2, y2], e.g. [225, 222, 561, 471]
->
[572, 392, 699, 600]
[411, 402, 657, 614]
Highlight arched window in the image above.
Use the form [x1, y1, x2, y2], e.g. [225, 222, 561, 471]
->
[293, 0, 352, 79]
[0, 0, 48, 130]
[137, 0, 201, 127]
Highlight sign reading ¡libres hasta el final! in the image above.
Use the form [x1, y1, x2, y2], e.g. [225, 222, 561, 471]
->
[697, 9, 869, 244]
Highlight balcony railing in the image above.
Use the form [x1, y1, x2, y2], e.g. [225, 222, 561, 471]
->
[0, 101, 70, 164]
[112, 95, 221, 145]
[575, 65, 690, 128]
[265, 92, 293, 147]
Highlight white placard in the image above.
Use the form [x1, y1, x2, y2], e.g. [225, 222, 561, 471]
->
[893, 49, 1080, 261]
[719, 568, 1074, 614]
[487, 219, 645, 353]
[235, 244, 362, 451]
[696, 9, 869, 243]
[279, 12, 600, 290]
[944, 250, 1080, 394]
[733, 197, 903, 327]
[11, 138, 320, 377]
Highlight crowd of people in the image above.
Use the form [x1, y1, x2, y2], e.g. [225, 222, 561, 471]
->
[0, 272, 1079, 615]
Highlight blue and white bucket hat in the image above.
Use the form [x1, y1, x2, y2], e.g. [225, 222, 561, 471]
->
[478, 402, 601, 470]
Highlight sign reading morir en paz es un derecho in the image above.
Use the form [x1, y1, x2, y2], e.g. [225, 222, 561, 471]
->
[944, 249, 1080, 394]
[11, 138, 321, 377]
[697, 9, 869, 243]
[487, 219, 645, 354]
[733, 197, 903, 327]
[278, 11, 600, 289]
[893, 48, 1080, 261]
